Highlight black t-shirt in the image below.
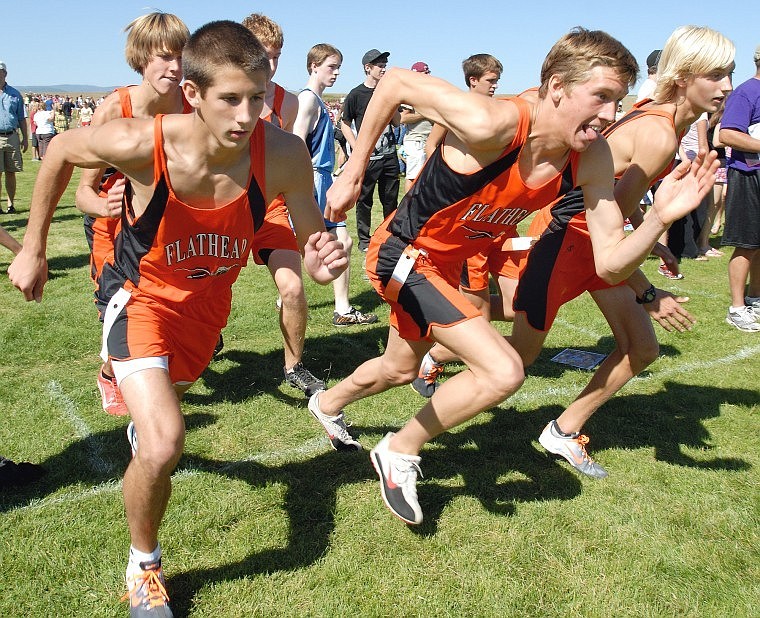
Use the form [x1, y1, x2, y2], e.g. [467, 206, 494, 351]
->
[342, 83, 396, 158]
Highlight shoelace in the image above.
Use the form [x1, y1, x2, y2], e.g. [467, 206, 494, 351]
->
[422, 363, 444, 384]
[290, 364, 318, 385]
[105, 375, 125, 406]
[573, 434, 596, 462]
[394, 457, 424, 484]
[121, 569, 170, 609]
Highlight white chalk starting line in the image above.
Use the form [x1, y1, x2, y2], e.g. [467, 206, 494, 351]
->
[7, 343, 758, 514]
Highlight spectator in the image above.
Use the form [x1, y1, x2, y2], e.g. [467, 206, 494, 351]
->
[33, 104, 55, 160]
[78, 102, 94, 127]
[636, 49, 661, 102]
[341, 48, 400, 253]
[400, 61, 433, 193]
[0, 60, 28, 214]
[720, 45, 760, 332]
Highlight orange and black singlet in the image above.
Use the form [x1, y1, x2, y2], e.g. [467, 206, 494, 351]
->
[98, 115, 268, 331]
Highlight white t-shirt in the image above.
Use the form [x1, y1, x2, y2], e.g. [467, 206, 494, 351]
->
[34, 109, 55, 135]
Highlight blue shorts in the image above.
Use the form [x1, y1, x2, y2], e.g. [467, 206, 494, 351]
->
[314, 169, 346, 231]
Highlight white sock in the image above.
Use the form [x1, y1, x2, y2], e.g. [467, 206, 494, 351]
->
[127, 543, 161, 577]
[730, 306, 747, 313]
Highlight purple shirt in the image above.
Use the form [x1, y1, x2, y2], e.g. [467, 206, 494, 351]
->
[722, 76, 760, 172]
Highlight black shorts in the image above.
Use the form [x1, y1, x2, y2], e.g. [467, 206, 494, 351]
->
[721, 167, 760, 249]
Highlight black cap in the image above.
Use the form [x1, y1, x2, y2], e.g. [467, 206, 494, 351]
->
[646, 49, 662, 69]
[362, 49, 390, 66]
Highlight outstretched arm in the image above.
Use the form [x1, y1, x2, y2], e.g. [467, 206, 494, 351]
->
[9, 120, 154, 302]
[585, 145, 718, 284]
[325, 68, 518, 222]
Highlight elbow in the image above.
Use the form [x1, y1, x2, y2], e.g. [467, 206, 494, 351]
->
[596, 265, 625, 286]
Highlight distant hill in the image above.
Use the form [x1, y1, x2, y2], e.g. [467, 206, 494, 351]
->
[17, 84, 115, 94]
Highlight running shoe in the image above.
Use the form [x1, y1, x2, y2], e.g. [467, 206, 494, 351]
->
[122, 559, 173, 617]
[657, 264, 684, 280]
[332, 306, 378, 327]
[410, 354, 444, 398]
[370, 432, 423, 524]
[307, 391, 362, 451]
[127, 421, 138, 458]
[97, 367, 128, 416]
[538, 420, 608, 479]
[284, 362, 325, 397]
[744, 296, 760, 311]
[6, 205, 16, 214]
[726, 306, 760, 332]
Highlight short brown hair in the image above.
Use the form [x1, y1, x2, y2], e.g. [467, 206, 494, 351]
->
[183, 21, 270, 95]
[306, 44, 343, 74]
[539, 27, 638, 98]
[124, 12, 189, 75]
[241, 13, 284, 49]
[462, 54, 503, 88]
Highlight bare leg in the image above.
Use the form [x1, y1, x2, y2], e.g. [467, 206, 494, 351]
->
[553, 286, 658, 434]
[120, 368, 186, 553]
[268, 249, 308, 371]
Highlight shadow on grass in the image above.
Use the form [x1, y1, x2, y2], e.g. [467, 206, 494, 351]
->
[47, 252, 91, 276]
[1, 377, 753, 616]
[587, 380, 755, 471]
[187, 324, 389, 406]
[166, 404, 581, 616]
[0, 412, 218, 514]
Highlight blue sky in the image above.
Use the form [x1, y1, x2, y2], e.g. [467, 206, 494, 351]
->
[4, 1, 757, 95]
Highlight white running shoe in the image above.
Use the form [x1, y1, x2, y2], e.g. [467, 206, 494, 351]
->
[370, 432, 423, 524]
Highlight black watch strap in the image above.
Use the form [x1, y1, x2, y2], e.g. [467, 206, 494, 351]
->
[636, 284, 656, 304]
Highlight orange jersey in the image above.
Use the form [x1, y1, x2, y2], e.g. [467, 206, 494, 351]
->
[375, 96, 576, 279]
[511, 102, 681, 331]
[99, 115, 268, 331]
[86, 87, 193, 286]
[261, 83, 286, 128]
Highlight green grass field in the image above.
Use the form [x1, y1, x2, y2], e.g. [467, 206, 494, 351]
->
[0, 147, 758, 617]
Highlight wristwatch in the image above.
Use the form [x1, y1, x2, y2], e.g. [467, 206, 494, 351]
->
[636, 284, 656, 304]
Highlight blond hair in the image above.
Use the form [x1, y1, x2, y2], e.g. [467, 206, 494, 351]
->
[241, 13, 284, 49]
[539, 27, 638, 98]
[653, 26, 735, 104]
[124, 12, 189, 75]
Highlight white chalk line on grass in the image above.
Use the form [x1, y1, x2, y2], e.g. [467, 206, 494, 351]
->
[45, 380, 114, 475]
[18, 344, 757, 514]
[553, 317, 605, 341]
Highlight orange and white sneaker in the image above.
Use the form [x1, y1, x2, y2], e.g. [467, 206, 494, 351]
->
[538, 420, 608, 479]
[122, 559, 173, 617]
[97, 367, 128, 416]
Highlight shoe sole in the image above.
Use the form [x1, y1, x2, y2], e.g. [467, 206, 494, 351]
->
[725, 317, 760, 332]
[370, 449, 421, 525]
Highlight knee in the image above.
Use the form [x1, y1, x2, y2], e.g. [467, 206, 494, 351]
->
[623, 336, 659, 371]
[379, 360, 419, 387]
[633, 338, 659, 369]
[478, 359, 525, 403]
[136, 432, 184, 477]
[277, 272, 306, 304]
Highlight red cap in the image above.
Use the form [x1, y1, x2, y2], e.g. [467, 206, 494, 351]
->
[411, 62, 430, 73]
